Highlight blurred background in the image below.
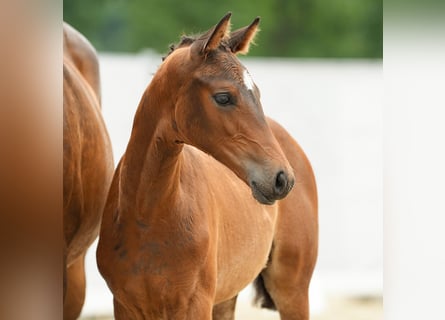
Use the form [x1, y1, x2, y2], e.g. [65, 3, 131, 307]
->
[64, 1, 382, 319]
[64, 0, 382, 58]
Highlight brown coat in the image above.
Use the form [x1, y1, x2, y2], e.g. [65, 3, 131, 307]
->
[97, 14, 317, 320]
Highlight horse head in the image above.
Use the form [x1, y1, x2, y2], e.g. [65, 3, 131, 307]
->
[157, 13, 295, 204]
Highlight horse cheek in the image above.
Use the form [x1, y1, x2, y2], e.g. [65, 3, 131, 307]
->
[176, 94, 213, 149]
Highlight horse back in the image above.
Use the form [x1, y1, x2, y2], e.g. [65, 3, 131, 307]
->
[63, 22, 101, 104]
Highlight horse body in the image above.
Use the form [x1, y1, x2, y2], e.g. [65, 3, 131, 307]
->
[63, 23, 114, 319]
[100, 145, 277, 305]
[97, 13, 317, 320]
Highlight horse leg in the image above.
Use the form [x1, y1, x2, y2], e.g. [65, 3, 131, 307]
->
[63, 253, 86, 320]
[253, 243, 314, 320]
[255, 239, 317, 320]
[212, 296, 238, 320]
[259, 267, 311, 320]
[254, 204, 318, 320]
[113, 292, 214, 319]
[113, 298, 139, 320]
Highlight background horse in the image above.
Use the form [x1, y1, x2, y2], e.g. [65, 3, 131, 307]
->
[97, 13, 317, 320]
[63, 23, 114, 320]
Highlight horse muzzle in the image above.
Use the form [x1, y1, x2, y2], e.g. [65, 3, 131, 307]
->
[249, 170, 295, 205]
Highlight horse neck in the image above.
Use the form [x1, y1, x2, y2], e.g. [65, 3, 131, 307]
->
[119, 77, 183, 215]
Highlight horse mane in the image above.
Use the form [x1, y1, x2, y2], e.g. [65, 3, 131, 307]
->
[162, 35, 196, 61]
[162, 28, 231, 61]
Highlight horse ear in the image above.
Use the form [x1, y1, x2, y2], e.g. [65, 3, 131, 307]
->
[228, 17, 260, 55]
[199, 12, 232, 53]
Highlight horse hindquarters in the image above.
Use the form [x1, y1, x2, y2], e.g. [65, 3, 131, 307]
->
[63, 24, 114, 318]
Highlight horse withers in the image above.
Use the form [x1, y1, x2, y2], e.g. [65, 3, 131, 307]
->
[97, 13, 318, 320]
[63, 23, 114, 320]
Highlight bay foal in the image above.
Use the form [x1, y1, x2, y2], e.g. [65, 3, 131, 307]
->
[63, 23, 114, 319]
[97, 13, 318, 320]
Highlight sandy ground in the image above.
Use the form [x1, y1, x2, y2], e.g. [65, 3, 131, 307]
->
[80, 295, 382, 320]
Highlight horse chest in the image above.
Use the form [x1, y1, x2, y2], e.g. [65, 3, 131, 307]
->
[112, 207, 211, 276]
[214, 204, 277, 301]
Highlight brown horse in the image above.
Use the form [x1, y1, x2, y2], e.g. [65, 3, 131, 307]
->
[97, 13, 317, 320]
[63, 23, 114, 320]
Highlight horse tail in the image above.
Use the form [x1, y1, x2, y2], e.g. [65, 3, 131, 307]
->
[253, 273, 277, 310]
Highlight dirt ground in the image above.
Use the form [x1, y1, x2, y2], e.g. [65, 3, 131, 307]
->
[80, 295, 382, 320]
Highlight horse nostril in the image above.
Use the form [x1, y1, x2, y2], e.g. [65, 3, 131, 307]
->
[274, 171, 288, 196]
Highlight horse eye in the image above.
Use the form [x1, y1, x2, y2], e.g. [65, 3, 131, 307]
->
[213, 93, 233, 106]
